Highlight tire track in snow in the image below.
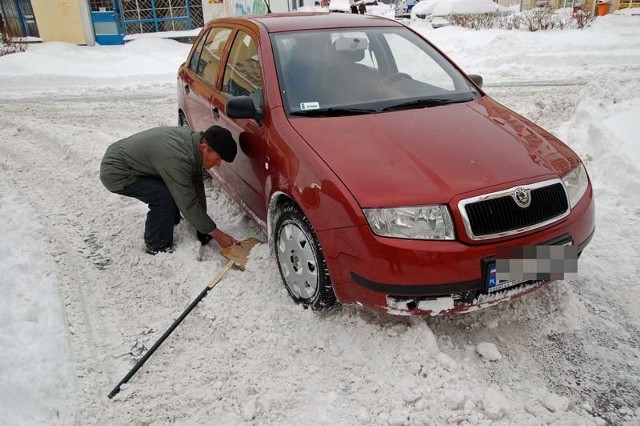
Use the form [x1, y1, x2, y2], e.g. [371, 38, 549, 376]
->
[0, 111, 125, 421]
[0, 102, 188, 420]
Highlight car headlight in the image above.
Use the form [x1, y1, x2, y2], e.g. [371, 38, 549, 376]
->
[562, 164, 589, 209]
[363, 206, 455, 240]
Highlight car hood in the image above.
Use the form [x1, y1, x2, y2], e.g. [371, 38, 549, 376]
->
[288, 97, 579, 208]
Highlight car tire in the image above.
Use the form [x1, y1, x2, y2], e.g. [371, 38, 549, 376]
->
[274, 203, 337, 310]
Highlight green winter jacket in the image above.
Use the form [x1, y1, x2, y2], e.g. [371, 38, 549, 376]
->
[100, 127, 216, 234]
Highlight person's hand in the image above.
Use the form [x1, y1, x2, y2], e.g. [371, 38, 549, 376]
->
[197, 231, 213, 246]
[210, 229, 239, 248]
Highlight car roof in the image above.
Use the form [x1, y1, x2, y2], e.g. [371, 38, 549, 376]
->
[211, 12, 403, 33]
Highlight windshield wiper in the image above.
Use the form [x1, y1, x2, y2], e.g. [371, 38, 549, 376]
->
[381, 97, 472, 112]
[291, 107, 377, 117]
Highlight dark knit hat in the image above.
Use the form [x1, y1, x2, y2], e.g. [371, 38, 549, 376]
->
[202, 125, 237, 163]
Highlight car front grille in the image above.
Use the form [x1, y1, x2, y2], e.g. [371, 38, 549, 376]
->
[459, 180, 569, 240]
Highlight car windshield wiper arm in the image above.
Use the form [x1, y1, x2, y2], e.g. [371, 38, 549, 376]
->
[291, 107, 377, 117]
[381, 97, 471, 112]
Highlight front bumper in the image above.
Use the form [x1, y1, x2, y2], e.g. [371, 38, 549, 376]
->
[317, 189, 595, 315]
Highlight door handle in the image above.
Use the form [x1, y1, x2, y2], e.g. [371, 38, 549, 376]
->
[212, 107, 219, 119]
[264, 155, 270, 170]
[184, 84, 190, 95]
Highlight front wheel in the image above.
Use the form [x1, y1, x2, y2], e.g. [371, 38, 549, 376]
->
[274, 203, 336, 310]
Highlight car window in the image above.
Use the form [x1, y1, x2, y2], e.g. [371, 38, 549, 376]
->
[272, 28, 477, 116]
[330, 31, 379, 71]
[222, 31, 263, 107]
[189, 29, 209, 74]
[382, 33, 455, 91]
[196, 27, 233, 86]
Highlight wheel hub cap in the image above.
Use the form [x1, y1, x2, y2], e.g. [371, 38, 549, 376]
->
[277, 222, 319, 300]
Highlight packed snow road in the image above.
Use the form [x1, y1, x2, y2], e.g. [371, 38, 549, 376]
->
[0, 78, 638, 425]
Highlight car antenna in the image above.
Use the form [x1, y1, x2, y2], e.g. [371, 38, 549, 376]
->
[263, 0, 272, 13]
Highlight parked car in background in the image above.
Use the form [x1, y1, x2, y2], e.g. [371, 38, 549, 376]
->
[406, 0, 420, 12]
[411, 0, 508, 27]
[328, 0, 353, 12]
[363, 0, 396, 17]
[429, 15, 451, 27]
[411, 0, 440, 19]
[410, 0, 453, 28]
[177, 13, 594, 315]
[430, 0, 505, 15]
[395, 0, 420, 17]
[329, 0, 395, 16]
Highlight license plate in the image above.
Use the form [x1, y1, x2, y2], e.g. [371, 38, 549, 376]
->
[487, 241, 577, 293]
[487, 263, 527, 293]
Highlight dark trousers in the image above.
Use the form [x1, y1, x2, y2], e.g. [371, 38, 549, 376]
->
[115, 177, 179, 251]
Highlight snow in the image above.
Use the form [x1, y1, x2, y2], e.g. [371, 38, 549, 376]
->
[542, 392, 570, 413]
[476, 342, 502, 361]
[1, 14, 639, 426]
[615, 7, 640, 15]
[431, 0, 503, 16]
[316, 1, 395, 17]
[329, 0, 356, 12]
[0, 39, 191, 99]
[410, 0, 441, 18]
[410, 0, 507, 18]
[0, 190, 75, 424]
[601, 98, 640, 165]
[124, 28, 201, 41]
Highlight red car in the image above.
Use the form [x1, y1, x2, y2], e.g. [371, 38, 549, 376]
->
[177, 13, 595, 315]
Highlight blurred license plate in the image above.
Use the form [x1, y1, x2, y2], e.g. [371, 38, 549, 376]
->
[487, 263, 527, 293]
[488, 242, 577, 292]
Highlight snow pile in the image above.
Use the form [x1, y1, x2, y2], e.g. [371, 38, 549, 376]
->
[476, 342, 502, 361]
[417, 15, 640, 86]
[432, 0, 504, 16]
[0, 38, 191, 99]
[0, 189, 76, 425]
[614, 7, 640, 15]
[557, 79, 640, 191]
[410, 0, 440, 19]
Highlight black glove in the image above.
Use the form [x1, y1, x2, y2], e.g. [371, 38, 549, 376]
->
[197, 231, 213, 246]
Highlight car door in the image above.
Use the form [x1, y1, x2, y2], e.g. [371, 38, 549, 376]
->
[181, 26, 233, 130]
[211, 28, 267, 220]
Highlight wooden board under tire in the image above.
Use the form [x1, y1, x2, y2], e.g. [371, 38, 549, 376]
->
[219, 237, 262, 271]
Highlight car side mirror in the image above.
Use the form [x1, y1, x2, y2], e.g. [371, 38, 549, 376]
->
[468, 74, 483, 88]
[226, 96, 262, 122]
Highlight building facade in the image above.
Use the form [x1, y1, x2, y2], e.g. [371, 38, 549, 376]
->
[0, 0, 40, 38]
[3, 0, 637, 45]
[1, 0, 291, 45]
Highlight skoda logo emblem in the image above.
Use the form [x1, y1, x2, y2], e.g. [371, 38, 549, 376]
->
[514, 188, 531, 208]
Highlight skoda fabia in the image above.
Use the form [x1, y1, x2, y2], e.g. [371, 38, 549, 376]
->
[177, 13, 595, 315]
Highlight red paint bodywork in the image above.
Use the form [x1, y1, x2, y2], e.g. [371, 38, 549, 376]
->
[177, 13, 595, 315]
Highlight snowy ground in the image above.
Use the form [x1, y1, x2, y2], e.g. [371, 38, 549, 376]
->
[1, 14, 639, 426]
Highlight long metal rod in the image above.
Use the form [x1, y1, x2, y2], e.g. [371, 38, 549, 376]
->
[108, 260, 235, 399]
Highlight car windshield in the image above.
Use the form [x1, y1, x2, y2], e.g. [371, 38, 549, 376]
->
[271, 27, 480, 116]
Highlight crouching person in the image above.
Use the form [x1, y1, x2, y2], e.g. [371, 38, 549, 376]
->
[100, 125, 239, 254]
